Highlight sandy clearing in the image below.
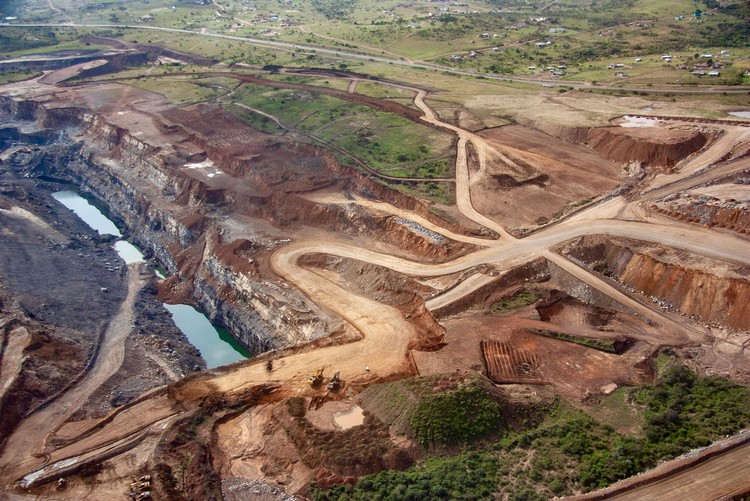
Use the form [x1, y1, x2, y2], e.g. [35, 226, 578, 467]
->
[689, 184, 750, 202]
[0, 206, 69, 244]
[647, 125, 750, 192]
[0, 325, 31, 399]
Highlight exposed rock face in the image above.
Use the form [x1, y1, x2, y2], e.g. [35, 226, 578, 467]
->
[3, 107, 340, 353]
[651, 172, 750, 235]
[0, 92, 467, 354]
[586, 127, 709, 168]
[516, 120, 714, 169]
[652, 195, 750, 235]
[559, 235, 750, 331]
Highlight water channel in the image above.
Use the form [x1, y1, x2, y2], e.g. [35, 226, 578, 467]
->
[51, 189, 251, 368]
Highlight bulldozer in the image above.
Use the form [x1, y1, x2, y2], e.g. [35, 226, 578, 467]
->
[308, 367, 324, 387]
[327, 371, 341, 391]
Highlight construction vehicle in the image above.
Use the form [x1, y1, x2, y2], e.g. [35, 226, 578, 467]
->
[308, 367, 324, 386]
[327, 371, 341, 391]
[128, 474, 152, 500]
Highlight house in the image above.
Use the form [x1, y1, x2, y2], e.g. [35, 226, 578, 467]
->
[701, 54, 713, 58]
[708, 70, 720, 76]
[662, 54, 673, 61]
[492, 47, 500, 52]
[527, 65, 536, 70]
[635, 58, 642, 62]
[549, 28, 565, 34]
[692, 71, 707, 76]
[614, 72, 629, 78]
[535, 41, 552, 47]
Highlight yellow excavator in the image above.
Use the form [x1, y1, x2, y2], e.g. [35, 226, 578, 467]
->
[308, 367, 324, 386]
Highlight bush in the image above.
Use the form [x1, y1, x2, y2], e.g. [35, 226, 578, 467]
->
[410, 384, 504, 447]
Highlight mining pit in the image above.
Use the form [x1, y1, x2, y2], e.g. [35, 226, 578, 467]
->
[0, 55, 749, 501]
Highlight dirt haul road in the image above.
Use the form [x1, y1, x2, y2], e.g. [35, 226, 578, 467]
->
[2, 64, 750, 496]
[0, 262, 150, 484]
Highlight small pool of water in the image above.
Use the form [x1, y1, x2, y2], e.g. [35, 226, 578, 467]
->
[729, 111, 750, 119]
[333, 405, 365, 430]
[163, 304, 251, 368]
[52, 190, 121, 236]
[114, 240, 145, 264]
[52, 188, 250, 369]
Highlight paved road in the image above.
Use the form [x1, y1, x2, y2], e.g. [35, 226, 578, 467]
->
[3, 23, 750, 94]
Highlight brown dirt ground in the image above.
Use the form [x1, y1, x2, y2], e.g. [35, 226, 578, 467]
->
[472, 125, 621, 229]
[413, 308, 654, 401]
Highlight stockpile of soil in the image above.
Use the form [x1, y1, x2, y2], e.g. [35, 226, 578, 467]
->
[586, 127, 708, 167]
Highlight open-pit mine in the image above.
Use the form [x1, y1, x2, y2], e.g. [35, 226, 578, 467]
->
[1, 30, 750, 501]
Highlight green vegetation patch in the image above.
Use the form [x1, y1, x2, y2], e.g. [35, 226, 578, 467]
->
[0, 70, 38, 84]
[358, 374, 503, 445]
[411, 383, 505, 447]
[531, 328, 619, 353]
[313, 450, 501, 501]
[316, 366, 750, 500]
[230, 83, 455, 184]
[491, 290, 541, 314]
[125, 75, 234, 105]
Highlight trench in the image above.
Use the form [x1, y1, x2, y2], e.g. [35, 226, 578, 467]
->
[51, 189, 251, 368]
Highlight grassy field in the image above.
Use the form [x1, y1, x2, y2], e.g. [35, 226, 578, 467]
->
[5, 0, 747, 88]
[0, 70, 39, 84]
[124, 75, 239, 105]
[491, 290, 541, 314]
[231, 82, 455, 179]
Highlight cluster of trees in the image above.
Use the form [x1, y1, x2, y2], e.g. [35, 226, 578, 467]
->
[410, 383, 505, 447]
[579, 366, 750, 488]
[310, 0, 359, 20]
[312, 365, 750, 499]
[312, 451, 500, 500]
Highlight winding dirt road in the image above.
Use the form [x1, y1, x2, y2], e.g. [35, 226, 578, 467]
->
[3, 64, 750, 498]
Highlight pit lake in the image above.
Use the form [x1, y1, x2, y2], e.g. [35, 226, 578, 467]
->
[52, 189, 250, 368]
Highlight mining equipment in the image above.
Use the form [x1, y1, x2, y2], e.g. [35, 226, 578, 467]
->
[128, 474, 152, 500]
[308, 367, 324, 386]
[327, 371, 341, 391]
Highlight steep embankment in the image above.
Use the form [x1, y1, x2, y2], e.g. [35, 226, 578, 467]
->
[650, 169, 750, 235]
[0, 92, 469, 354]
[586, 127, 709, 168]
[559, 235, 750, 331]
[515, 119, 713, 170]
